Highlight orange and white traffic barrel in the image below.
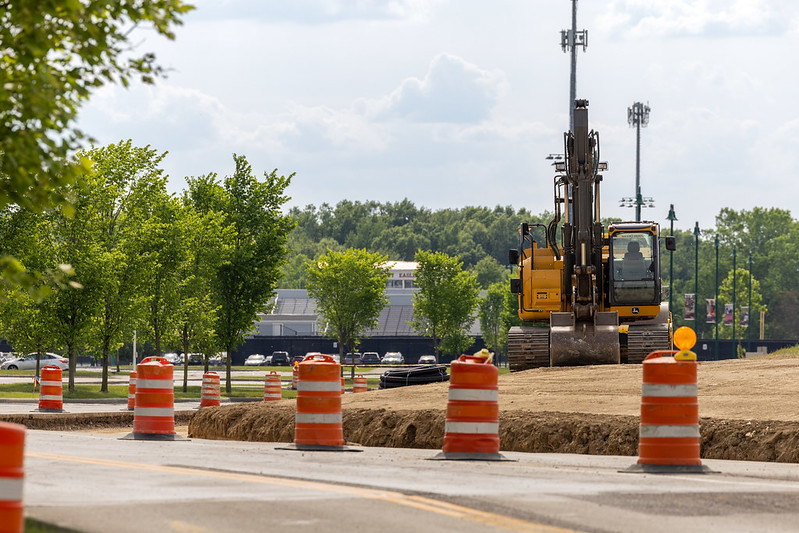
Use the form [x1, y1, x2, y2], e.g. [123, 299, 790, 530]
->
[341, 376, 345, 395]
[264, 371, 282, 401]
[37, 366, 64, 412]
[200, 372, 221, 407]
[627, 327, 711, 473]
[288, 354, 350, 450]
[126, 371, 137, 410]
[0, 422, 24, 533]
[122, 356, 183, 441]
[353, 374, 368, 393]
[434, 350, 506, 461]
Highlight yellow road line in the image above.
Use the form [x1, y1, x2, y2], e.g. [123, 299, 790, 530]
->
[26, 451, 579, 533]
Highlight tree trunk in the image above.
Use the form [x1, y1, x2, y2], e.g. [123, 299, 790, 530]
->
[101, 337, 110, 393]
[182, 324, 189, 393]
[225, 346, 232, 394]
[67, 343, 76, 392]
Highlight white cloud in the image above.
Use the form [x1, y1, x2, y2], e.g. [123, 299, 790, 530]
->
[598, 0, 793, 38]
[365, 53, 507, 123]
[193, 0, 442, 24]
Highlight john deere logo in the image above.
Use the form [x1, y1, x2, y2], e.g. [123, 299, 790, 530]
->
[631, 307, 640, 314]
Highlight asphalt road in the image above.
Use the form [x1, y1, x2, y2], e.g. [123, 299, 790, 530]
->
[21, 430, 799, 533]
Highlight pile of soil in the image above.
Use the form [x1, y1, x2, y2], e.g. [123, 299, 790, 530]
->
[188, 355, 799, 462]
[0, 411, 194, 431]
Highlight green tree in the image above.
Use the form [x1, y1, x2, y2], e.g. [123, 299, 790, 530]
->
[306, 248, 390, 379]
[411, 250, 480, 358]
[0, 1, 193, 297]
[82, 142, 166, 392]
[478, 280, 506, 359]
[175, 202, 231, 388]
[188, 156, 294, 392]
[472, 256, 505, 289]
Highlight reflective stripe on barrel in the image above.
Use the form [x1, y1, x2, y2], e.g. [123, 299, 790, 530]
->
[264, 371, 282, 401]
[38, 366, 63, 411]
[133, 357, 176, 436]
[442, 355, 500, 455]
[638, 351, 701, 466]
[200, 372, 221, 407]
[0, 421, 25, 533]
[294, 355, 344, 446]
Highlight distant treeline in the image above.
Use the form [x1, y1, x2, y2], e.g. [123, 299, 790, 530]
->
[281, 201, 799, 341]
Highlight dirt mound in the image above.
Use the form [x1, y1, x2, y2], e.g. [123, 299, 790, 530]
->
[0, 411, 194, 431]
[187, 356, 799, 462]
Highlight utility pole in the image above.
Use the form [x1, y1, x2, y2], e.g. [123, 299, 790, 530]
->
[714, 236, 719, 360]
[561, 0, 587, 132]
[694, 222, 700, 335]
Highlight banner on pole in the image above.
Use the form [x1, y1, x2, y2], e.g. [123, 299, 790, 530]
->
[684, 294, 695, 320]
[724, 303, 734, 326]
[706, 298, 716, 324]
[741, 306, 749, 327]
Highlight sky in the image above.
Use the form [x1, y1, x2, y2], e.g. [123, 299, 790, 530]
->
[77, 0, 799, 233]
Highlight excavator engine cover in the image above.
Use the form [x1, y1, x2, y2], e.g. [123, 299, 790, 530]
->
[550, 311, 620, 366]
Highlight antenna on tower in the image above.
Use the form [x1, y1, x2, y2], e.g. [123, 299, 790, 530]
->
[560, 0, 588, 133]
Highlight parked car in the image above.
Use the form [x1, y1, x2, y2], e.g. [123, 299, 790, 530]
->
[382, 351, 404, 365]
[1, 353, 69, 371]
[291, 355, 305, 365]
[209, 353, 226, 366]
[418, 355, 437, 365]
[343, 352, 361, 365]
[162, 352, 185, 365]
[270, 351, 290, 366]
[244, 353, 267, 366]
[359, 352, 381, 365]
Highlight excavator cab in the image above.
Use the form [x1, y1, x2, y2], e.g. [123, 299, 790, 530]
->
[607, 224, 661, 308]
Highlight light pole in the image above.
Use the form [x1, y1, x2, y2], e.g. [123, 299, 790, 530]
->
[748, 253, 753, 352]
[732, 246, 737, 351]
[561, 0, 587, 132]
[693, 222, 700, 335]
[714, 236, 719, 360]
[667, 205, 677, 314]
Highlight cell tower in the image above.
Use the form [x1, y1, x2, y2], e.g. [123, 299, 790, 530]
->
[561, 0, 588, 132]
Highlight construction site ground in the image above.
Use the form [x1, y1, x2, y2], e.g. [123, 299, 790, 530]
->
[187, 354, 799, 463]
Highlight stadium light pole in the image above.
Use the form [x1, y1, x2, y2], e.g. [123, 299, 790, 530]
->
[693, 222, 700, 335]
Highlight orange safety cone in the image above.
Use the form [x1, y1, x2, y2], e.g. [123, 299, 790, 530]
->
[37, 366, 64, 412]
[263, 371, 282, 401]
[277, 354, 359, 452]
[121, 356, 186, 441]
[126, 371, 137, 411]
[625, 327, 712, 474]
[0, 422, 24, 533]
[432, 350, 508, 461]
[200, 372, 221, 407]
[353, 374, 368, 393]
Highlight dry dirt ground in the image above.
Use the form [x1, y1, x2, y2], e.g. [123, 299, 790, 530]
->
[188, 355, 799, 463]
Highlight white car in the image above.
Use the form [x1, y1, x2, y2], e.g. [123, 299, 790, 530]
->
[244, 353, 267, 366]
[382, 352, 405, 365]
[418, 355, 437, 365]
[1, 353, 69, 371]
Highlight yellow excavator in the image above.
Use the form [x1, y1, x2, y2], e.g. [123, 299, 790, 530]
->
[507, 100, 674, 371]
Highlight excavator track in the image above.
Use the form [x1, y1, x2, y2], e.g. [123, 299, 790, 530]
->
[507, 326, 550, 371]
[626, 325, 672, 363]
